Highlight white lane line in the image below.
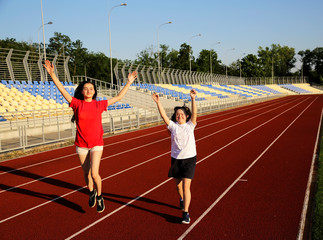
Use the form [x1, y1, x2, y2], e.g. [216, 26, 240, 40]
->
[0, 137, 169, 194]
[65, 178, 173, 240]
[0, 151, 170, 224]
[0, 96, 293, 174]
[64, 97, 313, 239]
[0, 96, 306, 225]
[297, 107, 323, 240]
[1, 96, 301, 194]
[177, 97, 318, 240]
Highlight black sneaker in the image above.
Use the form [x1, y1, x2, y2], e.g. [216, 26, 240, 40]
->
[97, 195, 105, 213]
[182, 212, 190, 224]
[89, 189, 97, 208]
[179, 199, 184, 210]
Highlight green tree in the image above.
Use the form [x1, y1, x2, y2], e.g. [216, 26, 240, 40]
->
[258, 44, 296, 77]
[85, 52, 110, 81]
[47, 32, 73, 57]
[69, 39, 88, 76]
[195, 49, 222, 74]
[312, 47, 323, 83]
[298, 49, 312, 77]
[159, 44, 170, 68]
[135, 45, 157, 66]
[167, 49, 180, 69]
[299, 48, 323, 84]
[0, 38, 37, 52]
[241, 54, 264, 77]
[177, 43, 190, 70]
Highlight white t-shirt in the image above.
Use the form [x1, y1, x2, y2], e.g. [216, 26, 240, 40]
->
[167, 120, 197, 159]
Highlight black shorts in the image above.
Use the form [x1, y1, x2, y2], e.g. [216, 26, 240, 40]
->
[168, 156, 196, 179]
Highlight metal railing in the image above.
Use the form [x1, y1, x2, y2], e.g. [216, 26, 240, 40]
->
[0, 47, 70, 83]
[0, 107, 140, 153]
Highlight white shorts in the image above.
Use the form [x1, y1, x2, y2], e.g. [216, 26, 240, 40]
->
[76, 146, 103, 155]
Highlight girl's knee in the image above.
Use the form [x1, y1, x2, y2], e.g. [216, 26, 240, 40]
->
[91, 170, 100, 180]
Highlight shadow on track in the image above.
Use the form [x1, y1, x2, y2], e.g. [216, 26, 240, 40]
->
[103, 192, 182, 224]
[0, 165, 86, 213]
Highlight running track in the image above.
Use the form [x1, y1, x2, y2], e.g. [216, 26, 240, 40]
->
[1, 95, 322, 240]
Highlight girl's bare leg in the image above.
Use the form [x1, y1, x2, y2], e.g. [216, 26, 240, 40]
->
[78, 153, 94, 191]
[174, 178, 184, 201]
[90, 150, 103, 196]
[182, 178, 192, 212]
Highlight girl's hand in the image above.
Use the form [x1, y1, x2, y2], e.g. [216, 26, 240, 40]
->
[190, 89, 197, 99]
[43, 60, 54, 75]
[128, 71, 138, 84]
[152, 92, 160, 103]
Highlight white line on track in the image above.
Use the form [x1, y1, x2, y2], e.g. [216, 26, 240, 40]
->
[64, 97, 314, 239]
[0, 96, 308, 225]
[177, 97, 318, 240]
[0, 137, 169, 194]
[297, 107, 323, 240]
[0, 151, 170, 224]
[0, 96, 301, 194]
[0, 96, 293, 175]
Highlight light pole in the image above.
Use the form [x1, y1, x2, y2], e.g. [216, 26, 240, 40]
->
[225, 48, 235, 78]
[239, 53, 246, 79]
[108, 3, 127, 87]
[38, 21, 53, 59]
[298, 57, 304, 82]
[157, 21, 172, 83]
[40, 0, 52, 62]
[210, 42, 220, 78]
[189, 34, 201, 73]
[59, 44, 66, 82]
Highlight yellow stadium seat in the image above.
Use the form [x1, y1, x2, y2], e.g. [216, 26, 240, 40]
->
[35, 99, 42, 105]
[10, 101, 19, 107]
[16, 105, 24, 111]
[1, 101, 10, 107]
[34, 105, 42, 110]
[0, 106, 6, 114]
[25, 105, 33, 111]
[19, 100, 28, 106]
[7, 106, 16, 112]
[27, 99, 35, 105]
[5, 96, 13, 102]
[49, 99, 56, 104]
[62, 103, 69, 108]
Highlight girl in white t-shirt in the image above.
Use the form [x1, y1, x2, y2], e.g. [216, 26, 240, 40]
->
[152, 89, 197, 224]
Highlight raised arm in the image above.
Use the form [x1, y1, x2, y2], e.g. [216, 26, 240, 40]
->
[108, 71, 137, 106]
[152, 93, 170, 126]
[190, 89, 197, 125]
[43, 60, 73, 103]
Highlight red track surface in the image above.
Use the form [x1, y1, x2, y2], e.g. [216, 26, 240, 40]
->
[1, 95, 322, 239]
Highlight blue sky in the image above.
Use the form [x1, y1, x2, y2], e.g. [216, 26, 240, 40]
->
[0, 0, 322, 66]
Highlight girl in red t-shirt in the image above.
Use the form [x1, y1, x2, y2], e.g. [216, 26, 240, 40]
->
[44, 60, 137, 213]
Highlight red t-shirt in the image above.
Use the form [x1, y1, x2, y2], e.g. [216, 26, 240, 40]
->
[69, 97, 108, 148]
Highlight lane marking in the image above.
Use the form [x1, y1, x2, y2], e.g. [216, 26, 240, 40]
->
[0, 96, 301, 193]
[0, 97, 308, 225]
[177, 97, 318, 240]
[64, 97, 314, 239]
[297, 107, 323, 240]
[0, 96, 294, 174]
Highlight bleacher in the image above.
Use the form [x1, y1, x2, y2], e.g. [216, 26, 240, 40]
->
[1, 79, 322, 123]
[280, 84, 311, 94]
[132, 83, 323, 102]
[0, 80, 133, 122]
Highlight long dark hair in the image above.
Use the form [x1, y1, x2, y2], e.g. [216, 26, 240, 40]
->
[71, 80, 97, 123]
[171, 105, 192, 123]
